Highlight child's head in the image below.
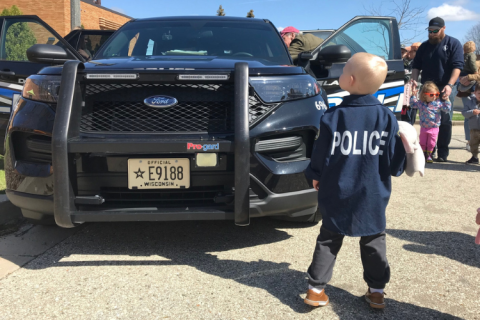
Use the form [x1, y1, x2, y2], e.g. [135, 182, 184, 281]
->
[339, 52, 388, 95]
[419, 81, 440, 103]
[474, 85, 480, 101]
[464, 41, 476, 54]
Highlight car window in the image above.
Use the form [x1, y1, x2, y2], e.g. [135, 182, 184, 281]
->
[322, 19, 392, 60]
[306, 31, 333, 42]
[0, 18, 61, 61]
[98, 20, 291, 65]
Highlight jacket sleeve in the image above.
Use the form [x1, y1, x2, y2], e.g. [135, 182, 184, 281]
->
[462, 96, 476, 119]
[412, 44, 424, 70]
[466, 53, 478, 74]
[409, 95, 420, 109]
[388, 119, 406, 177]
[305, 118, 332, 181]
[450, 39, 464, 71]
[441, 100, 451, 113]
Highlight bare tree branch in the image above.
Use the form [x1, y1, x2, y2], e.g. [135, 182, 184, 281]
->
[364, 0, 425, 45]
[464, 22, 480, 55]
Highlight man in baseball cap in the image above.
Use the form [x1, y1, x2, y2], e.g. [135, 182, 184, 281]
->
[410, 16, 464, 162]
[280, 26, 322, 62]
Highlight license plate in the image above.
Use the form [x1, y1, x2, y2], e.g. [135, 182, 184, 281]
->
[128, 158, 190, 189]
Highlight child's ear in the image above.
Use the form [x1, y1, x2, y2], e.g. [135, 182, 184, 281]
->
[350, 75, 355, 87]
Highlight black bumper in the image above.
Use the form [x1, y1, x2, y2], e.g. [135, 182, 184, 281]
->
[6, 179, 318, 222]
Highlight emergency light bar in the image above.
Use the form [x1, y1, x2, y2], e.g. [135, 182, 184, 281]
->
[86, 74, 139, 79]
[178, 75, 229, 80]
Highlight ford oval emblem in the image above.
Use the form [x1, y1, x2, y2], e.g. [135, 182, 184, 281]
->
[144, 95, 178, 108]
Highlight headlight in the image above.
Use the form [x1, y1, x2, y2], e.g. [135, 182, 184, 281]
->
[22, 75, 61, 103]
[249, 75, 320, 103]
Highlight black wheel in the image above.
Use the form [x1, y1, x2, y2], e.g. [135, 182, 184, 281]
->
[21, 210, 56, 225]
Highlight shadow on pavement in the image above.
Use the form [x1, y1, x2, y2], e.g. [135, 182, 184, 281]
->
[424, 161, 480, 172]
[8, 220, 462, 317]
[387, 229, 479, 269]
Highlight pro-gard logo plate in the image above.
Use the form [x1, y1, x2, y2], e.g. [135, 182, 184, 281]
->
[144, 95, 178, 108]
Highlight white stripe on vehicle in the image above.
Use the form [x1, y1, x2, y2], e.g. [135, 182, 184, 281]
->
[0, 106, 11, 113]
[384, 96, 399, 104]
[0, 96, 12, 105]
[0, 81, 22, 91]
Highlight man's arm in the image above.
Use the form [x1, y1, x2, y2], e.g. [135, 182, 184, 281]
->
[441, 68, 461, 99]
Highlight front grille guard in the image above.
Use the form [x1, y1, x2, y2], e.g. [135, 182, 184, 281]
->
[52, 61, 250, 227]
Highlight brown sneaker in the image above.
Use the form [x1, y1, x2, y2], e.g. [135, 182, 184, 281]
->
[365, 288, 386, 309]
[304, 289, 329, 307]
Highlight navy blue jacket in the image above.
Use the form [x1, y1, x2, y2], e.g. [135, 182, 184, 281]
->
[412, 35, 464, 88]
[305, 95, 406, 236]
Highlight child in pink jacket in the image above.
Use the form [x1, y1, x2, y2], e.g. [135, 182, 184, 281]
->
[410, 81, 451, 163]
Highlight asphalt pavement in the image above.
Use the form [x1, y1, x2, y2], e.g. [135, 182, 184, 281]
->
[0, 125, 479, 320]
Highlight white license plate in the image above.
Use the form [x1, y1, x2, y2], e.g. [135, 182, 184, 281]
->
[128, 158, 190, 189]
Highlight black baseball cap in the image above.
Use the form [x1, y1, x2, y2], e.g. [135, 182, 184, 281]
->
[428, 17, 445, 29]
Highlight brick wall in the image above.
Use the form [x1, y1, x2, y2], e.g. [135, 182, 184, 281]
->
[0, 0, 69, 36]
[0, 0, 130, 37]
[80, 1, 130, 30]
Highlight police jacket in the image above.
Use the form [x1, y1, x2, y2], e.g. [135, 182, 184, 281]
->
[305, 95, 406, 236]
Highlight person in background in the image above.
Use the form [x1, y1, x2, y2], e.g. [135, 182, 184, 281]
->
[461, 86, 480, 164]
[458, 41, 478, 152]
[410, 17, 464, 162]
[401, 43, 421, 125]
[280, 26, 323, 63]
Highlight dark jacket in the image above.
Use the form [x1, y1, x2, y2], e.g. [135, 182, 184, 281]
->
[288, 33, 323, 61]
[305, 95, 406, 236]
[412, 35, 464, 87]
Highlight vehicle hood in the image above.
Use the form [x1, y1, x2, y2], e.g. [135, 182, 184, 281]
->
[38, 56, 306, 76]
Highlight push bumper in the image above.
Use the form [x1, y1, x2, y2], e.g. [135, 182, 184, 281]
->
[51, 61, 254, 228]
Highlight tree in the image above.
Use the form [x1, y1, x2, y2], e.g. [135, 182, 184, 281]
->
[464, 22, 480, 55]
[217, 5, 225, 16]
[0, 5, 37, 61]
[247, 10, 254, 18]
[364, 0, 425, 45]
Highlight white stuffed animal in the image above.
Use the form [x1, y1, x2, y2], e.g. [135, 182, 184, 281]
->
[398, 121, 425, 177]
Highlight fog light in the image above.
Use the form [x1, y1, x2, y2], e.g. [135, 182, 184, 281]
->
[196, 153, 217, 167]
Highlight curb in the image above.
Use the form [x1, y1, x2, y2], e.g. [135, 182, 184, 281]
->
[452, 121, 465, 126]
[0, 194, 22, 226]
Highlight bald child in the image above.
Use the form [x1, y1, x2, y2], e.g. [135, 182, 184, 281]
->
[303, 53, 406, 309]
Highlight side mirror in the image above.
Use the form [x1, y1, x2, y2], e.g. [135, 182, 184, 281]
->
[317, 45, 351, 66]
[298, 52, 314, 61]
[26, 44, 74, 64]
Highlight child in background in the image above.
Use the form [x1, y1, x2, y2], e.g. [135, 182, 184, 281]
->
[410, 81, 451, 163]
[463, 41, 478, 76]
[461, 86, 480, 164]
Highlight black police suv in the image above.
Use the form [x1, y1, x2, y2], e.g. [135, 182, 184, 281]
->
[3, 16, 403, 227]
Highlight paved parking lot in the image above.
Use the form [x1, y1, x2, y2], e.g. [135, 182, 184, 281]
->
[0, 125, 479, 320]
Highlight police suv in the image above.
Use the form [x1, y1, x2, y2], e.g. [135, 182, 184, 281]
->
[1, 16, 404, 227]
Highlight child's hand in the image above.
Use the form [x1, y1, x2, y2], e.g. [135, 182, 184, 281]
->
[476, 208, 480, 225]
[313, 180, 319, 191]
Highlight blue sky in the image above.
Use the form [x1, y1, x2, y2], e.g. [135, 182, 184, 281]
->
[102, 0, 480, 45]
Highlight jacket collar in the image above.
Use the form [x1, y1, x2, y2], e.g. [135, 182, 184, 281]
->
[340, 94, 381, 106]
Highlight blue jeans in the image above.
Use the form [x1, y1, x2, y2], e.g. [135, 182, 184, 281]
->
[461, 96, 471, 141]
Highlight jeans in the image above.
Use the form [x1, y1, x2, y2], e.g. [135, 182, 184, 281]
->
[462, 96, 471, 141]
[434, 85, 457, 159]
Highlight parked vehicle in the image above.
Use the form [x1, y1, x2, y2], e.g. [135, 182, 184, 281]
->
[1, 15, 403, 227]
[0, 15, 115, 153]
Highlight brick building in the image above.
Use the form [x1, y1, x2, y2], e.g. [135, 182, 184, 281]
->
[0, 0, 131, 37]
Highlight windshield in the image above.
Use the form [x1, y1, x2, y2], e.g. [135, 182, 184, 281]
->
[96, 20, 291, 65]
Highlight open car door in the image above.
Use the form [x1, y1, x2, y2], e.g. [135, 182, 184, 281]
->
[0, 15, 82, 154]
[304, 16, 405, 114]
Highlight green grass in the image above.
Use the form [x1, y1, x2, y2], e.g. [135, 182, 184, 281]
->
[0, 155, 5, 194]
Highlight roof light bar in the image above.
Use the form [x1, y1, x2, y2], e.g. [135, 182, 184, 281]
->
[178, 75, 229, 80]
[86, 74, 139, 79]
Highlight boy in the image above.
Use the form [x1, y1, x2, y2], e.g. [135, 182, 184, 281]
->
[462, 86, 480, 164]
[304, 52, 406, 309]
